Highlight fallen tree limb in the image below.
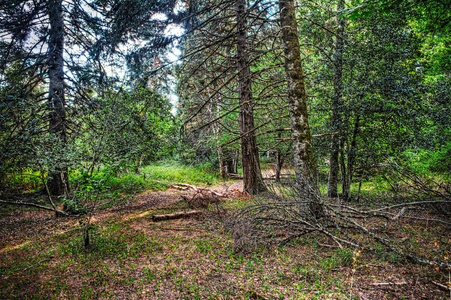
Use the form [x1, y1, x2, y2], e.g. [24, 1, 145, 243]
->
[152, 210, 202, 222]
[171, 183, 225, 197]
[169, 184, 190, 190]
[370, 200, 451, 213]
[0, 200, 68, 216]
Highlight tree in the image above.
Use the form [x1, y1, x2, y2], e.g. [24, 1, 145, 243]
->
[235, 0, 266, 194]
[327, 0, 345, 198]
[278, 0, 323, 215]
[78, 88, 175, 176]
[0, 0, 107, 194]
[0, 0, 183, 195]
[47, 0, 68, 195]
[177, 0, 281, 195]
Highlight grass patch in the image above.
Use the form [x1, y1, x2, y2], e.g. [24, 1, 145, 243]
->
[141, 161, 220, 186]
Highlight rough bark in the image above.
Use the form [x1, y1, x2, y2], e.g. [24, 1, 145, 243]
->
[279, 0, 320, 208]
[47, 0, 68, 195]
[327, 0, 345, 198]
[235, 0, 266, 195]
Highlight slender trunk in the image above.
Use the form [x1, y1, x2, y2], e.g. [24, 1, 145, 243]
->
[339, 136, 347, 199]
[212, 86, 226, 179]
[218, 145, 226, 179]
[356, 171, 363, 202]
[135, 154, 144, 174]
[233, 149, 239, 174]
[343, 115, 360, 200]
[279, 0, 322, 215]
[235, 0, 266, 195]
[216, 111, 226, 179]
[327, 0, 345, 198]
[47, 0, 68, 195]
[275, 148, 284, 183]
[215, 109, 226, 179]
[275, 133, 284, 182]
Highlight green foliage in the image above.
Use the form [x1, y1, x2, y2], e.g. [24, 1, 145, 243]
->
[0, 169, 41, 191]
[106, 174, 168, 193]
[71, 168, 169, 195]
[402, 141, 451, 178]
[77, 88, 176, 173]
[428, 142, 451, 174]
[334, 248, 354, 266]
[141, 162, 219, 185]
[346, 0, 451, 36]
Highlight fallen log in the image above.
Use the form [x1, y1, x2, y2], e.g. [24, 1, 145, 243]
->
[152, 210, 202, 222]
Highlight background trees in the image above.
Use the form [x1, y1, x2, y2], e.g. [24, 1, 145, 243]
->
[0, 0, 181, 195]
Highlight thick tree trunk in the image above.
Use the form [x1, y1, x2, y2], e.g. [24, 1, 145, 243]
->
[279, 0, 321, 213]
[47, 0, 68, 195]
[235, 0, 266, 195]
[327, 0, 345, 198]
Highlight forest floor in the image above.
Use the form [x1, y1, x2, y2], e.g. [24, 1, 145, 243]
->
[0, 173, 450, 299]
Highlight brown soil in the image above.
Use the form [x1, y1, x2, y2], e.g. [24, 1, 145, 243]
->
[0, 181, 450, 299]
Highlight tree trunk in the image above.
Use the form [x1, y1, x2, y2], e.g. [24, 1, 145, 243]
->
[339, 137, 347, 199]
[235, 0, 266, 195]
[342, 115, 360, 200]
[47, 0, 68, 196]
[327, 0, 345, 198]
[275, 133, 284, 182]
[279, 0, 321, 213]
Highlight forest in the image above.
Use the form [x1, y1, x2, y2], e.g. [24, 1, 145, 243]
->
[0, 0, 450, 298]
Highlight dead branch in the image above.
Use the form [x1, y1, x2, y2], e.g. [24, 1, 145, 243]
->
[171, 183, 225, 197]
[369, 280, 407, 286]
[430, 280, 450, 291]
[152, 211, 202, 221]
[227, 173, 244, 179]
[226, 180, 451, 269]
[312, 131, 338, 137]
[370, 200, 451, 213]
[0, 200, 68, 216]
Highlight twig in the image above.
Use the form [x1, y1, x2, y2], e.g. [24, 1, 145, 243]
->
[430, 280, 450, 291]
[317, 242, 339, 248]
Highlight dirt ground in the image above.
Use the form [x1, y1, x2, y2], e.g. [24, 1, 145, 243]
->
[1, 178, 450, 299]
